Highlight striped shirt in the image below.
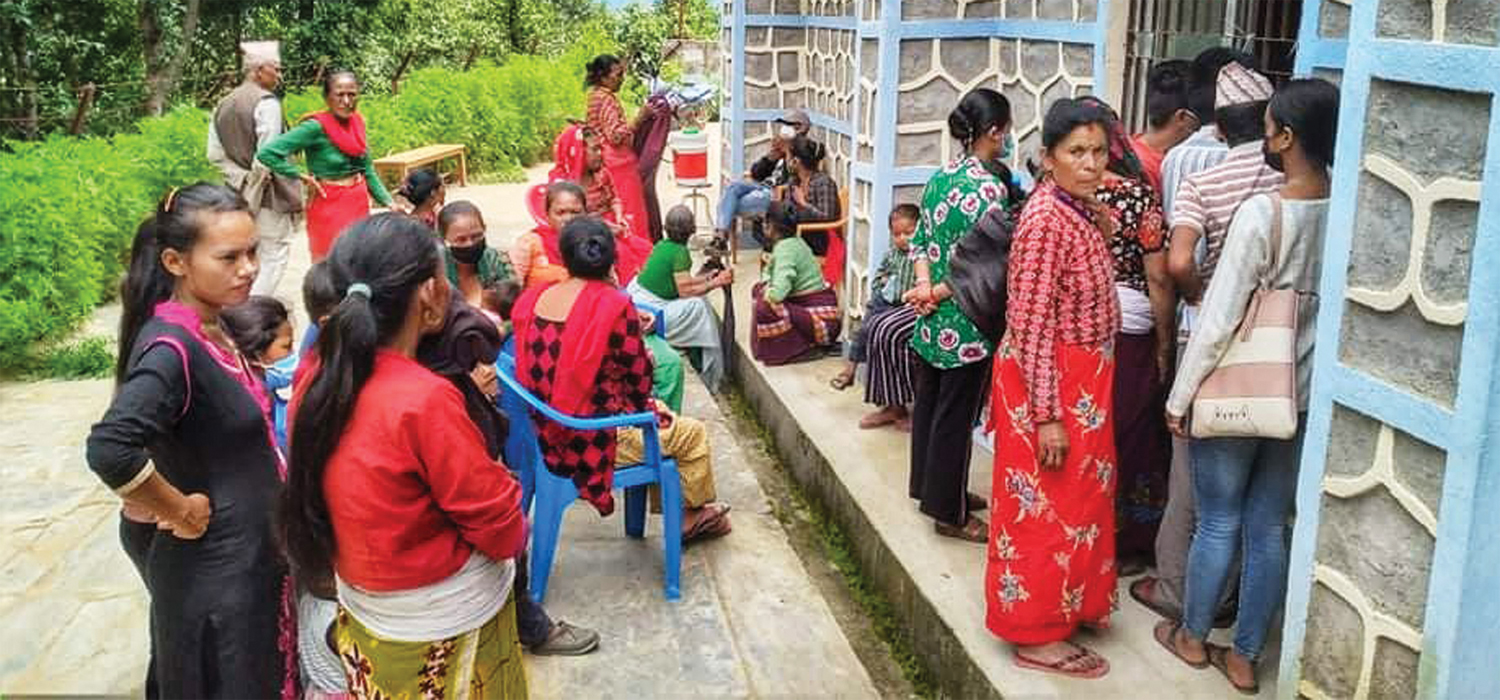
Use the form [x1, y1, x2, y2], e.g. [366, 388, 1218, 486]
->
[1169, 140, 1284, 283]
[1160, 126, 1229, 219]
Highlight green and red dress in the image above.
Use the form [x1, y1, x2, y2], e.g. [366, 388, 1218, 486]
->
[258, 111, 393, 258]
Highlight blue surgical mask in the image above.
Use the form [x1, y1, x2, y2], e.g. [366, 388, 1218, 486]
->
[1000, 132, 1015, 161]
[262, 353, 299, 392]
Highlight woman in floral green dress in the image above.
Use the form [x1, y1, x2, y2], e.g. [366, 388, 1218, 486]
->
[903, 88, 1015, 541]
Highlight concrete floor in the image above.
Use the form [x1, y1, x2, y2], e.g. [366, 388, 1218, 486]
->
[0, 127, 878, 698]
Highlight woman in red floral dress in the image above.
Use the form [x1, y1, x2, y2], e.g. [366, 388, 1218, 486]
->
[986, 98, 1121, 679]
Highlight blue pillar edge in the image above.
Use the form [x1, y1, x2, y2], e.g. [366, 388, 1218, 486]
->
[728, 0, 747, 181]
[1278, 0, 1500, 696]
[1277, 3, 1355, 693]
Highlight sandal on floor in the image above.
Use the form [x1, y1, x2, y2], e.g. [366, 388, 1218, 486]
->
[684, 503, 732, 543]
[1130, 576, 1182, 621]
[1153, 620, 1209, 669]
[1207, 644, 1259, 695]
[966, 492, 989, 512]
[934, 515, 988, 543]
[1013, 643, 1110, 679]
[829, 371, 855, 390]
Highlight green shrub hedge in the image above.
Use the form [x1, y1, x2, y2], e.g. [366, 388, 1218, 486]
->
[0, 47, 608, 370]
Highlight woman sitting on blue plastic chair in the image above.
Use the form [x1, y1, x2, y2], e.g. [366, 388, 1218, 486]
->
[511, 216, 732, 542]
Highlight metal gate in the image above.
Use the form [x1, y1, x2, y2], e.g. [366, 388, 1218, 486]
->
[1121, 0, 1304, 131]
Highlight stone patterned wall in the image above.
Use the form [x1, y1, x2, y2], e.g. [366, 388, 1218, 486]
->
[1294, 2, 1493, 697]
[896, 37, 1094, 170]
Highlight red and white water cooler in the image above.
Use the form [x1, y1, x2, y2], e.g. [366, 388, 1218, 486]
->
[668, 128, 710, 188]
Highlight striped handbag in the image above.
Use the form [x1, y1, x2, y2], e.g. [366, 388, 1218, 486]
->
[1190, 193, 1300, 440]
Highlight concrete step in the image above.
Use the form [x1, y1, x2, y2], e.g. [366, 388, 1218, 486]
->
[717, 255, 1278, 699]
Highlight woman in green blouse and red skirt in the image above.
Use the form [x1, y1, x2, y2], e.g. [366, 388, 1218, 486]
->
[258, 70, 393, 261]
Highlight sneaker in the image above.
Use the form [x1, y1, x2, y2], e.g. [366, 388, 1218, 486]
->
[528, 620, 600, 656]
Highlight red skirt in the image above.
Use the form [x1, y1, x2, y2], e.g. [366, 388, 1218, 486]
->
[306, 176, 371, 259]
[602, 142, 655, 282]
[985, 339, 1117, 645]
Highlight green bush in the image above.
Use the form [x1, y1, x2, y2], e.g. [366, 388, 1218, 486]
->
[1, 51, 615, 370]
[24, 336, 117, 380]
[0, 106, 219, 370]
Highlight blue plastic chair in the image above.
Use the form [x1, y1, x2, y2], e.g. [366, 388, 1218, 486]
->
[495, 352, 683, 603]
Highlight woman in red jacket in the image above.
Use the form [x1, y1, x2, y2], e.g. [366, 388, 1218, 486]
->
[282, 213, 529, 698]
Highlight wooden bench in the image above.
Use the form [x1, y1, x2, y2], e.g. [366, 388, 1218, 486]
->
[373, 144, 468, 189]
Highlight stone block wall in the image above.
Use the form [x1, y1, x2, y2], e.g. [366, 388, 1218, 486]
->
[1283, 1, 1500, 698]
[726, 0, 1109, 317]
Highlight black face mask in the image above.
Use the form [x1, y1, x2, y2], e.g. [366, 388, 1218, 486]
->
[449, 240, 486, 265]
[1263, 139, 1286, 173]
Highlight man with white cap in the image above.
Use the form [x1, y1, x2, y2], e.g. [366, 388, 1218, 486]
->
[713, 107, 817, 246]
[1131, 60, 1284, 626]
[208, 40, 303, 296]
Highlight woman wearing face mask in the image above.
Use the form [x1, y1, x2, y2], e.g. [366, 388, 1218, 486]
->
[282, 214, 529, 698]
[1158, 78, 1339, 695]
[440, 200, 516, 308]
[86, 183, 298, 698]
[900, 88, 1015, 544]
[985, 98, 1121, 679]
[258, 70, 393, 261]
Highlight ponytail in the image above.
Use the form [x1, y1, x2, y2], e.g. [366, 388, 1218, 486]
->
[279, 213, 442, 585]
[116, 183, 248, 384]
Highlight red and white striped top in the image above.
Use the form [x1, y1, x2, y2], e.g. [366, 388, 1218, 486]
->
[1168, 141, 1284, 283]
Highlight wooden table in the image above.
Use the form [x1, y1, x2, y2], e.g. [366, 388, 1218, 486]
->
[373, 144, 468, 189]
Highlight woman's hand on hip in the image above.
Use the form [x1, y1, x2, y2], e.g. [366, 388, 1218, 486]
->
[159, 492, 212, 539]
[301, 174, 327, 200]
[1036, 421, 1069, 470]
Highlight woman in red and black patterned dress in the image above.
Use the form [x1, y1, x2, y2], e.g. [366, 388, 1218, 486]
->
[985, 99, 1121, 679]
[512, 217, 732, 541]
[1081, 97, 1172, 576]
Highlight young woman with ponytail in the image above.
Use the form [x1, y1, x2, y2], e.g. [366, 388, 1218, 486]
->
[281, 213, 528, 698]
[86, 182, 300, 698]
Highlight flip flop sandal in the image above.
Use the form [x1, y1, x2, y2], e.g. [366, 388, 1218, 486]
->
[1153, 620, 1210, 669]
[1208, 645, 1260, 695]
[966, 492, 989, 512]
[934, 515, 988, 543]
[829, 372, 855, 390]
[684, 503, 732, 543]
[1130, 577, 1182, 621]
[1013, 645, 1110, 679]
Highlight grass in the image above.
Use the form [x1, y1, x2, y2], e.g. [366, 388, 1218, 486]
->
[724, 389, 938, 699]
[8, 336, 116, 381]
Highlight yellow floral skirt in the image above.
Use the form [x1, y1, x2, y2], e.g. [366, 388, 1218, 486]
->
[334, 592, 527, 700]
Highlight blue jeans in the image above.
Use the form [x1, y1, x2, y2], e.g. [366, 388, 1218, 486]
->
[1182, 422, 1305, 660]
[717, 180, 772, 231]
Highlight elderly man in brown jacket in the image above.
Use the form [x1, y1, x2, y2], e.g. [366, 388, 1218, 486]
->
[207, 40, 304, 296]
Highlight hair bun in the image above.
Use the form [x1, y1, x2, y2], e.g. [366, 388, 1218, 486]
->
[948, 107, 975, 142]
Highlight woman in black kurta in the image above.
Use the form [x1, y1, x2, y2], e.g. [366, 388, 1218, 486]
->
[86, 183, 294, 699]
